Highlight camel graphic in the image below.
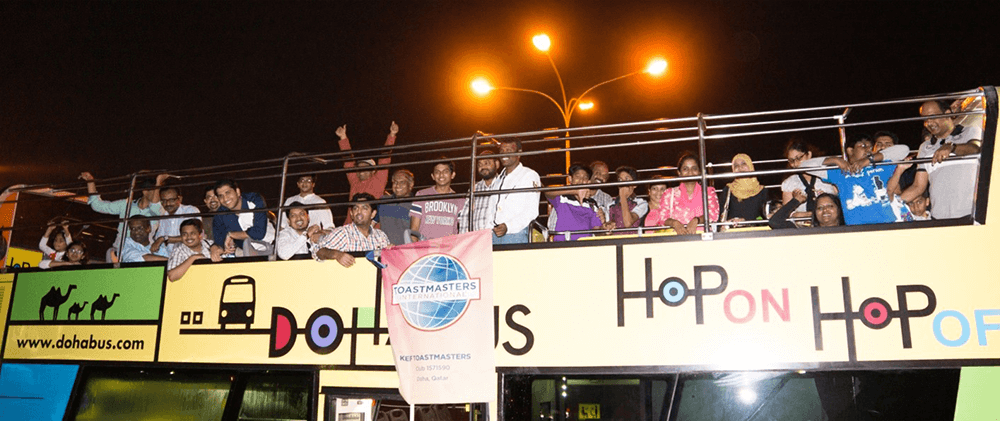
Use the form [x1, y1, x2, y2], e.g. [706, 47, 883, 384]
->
[39, 285, 77, 320]
[67, 301, 89, 321]
[91, 293, 121, 321]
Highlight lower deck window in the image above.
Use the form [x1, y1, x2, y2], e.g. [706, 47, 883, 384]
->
[503, 369, 960, 421]
[69, 368, 312, 421]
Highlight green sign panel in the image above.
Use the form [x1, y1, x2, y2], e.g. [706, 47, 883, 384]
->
[10, 267, 164, 322]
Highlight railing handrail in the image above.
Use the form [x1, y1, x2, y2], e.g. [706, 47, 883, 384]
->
[0, 88, 989, 264]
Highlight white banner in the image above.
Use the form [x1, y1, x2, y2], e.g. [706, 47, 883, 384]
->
[381, 230, 496, 404]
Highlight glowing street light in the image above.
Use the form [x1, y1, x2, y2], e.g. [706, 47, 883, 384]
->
[646, 59, 668, 76]
[471, 78, 494, 95]
[532, 34, 551, 52]
[473, 34, 668, 171]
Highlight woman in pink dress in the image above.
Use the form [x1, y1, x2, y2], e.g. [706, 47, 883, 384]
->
[657, 154, 720, 235]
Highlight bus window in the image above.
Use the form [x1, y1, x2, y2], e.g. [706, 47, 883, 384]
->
[670, 369, 960, 421]
[237, 372, 311, 421]
[323, 393, 480, 421]
[504, 375, 675, 421]
[71, 369, 233, 421]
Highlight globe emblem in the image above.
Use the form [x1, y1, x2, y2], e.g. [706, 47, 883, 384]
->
[396, 254, 474, 330]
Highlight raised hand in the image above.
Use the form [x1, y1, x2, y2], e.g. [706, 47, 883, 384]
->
[155, 173, 174, 186]
[389, 121, 399, 136]
[335, 125, 348, 140]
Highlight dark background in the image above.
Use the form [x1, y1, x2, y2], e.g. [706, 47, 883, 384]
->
[3, 1, 997, 197]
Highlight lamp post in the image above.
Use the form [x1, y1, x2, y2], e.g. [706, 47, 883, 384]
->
[472, 33, 667, 172]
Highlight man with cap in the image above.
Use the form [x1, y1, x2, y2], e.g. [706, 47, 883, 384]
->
[336, 121, 399, 224]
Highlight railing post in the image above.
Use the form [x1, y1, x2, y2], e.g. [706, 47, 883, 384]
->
[271, 155, 291, 261]
[116, 173, 139, 268]
[468, 134, 480, 231]
[697, 113, 712, 235]
[838, 107, 851, 158]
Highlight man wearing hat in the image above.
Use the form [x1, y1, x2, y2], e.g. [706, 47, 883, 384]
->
[336, 121, 399, 224]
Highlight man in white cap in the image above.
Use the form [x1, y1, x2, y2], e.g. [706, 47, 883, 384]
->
[335, 121, 398, 224]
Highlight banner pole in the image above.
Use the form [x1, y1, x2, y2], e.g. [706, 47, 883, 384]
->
[410, 403, 415, 421]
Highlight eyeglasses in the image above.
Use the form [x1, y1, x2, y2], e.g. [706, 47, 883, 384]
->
[788, 153, 807, 164]
[68, 249, 85, 255]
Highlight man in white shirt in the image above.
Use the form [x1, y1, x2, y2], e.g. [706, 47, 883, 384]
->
[156, 187, 201, 256]
[121, 217, 169, 263]
[282, 174, 335, 229]
[901, 100, 983, 219]
[491, 138, 541, 244]
[276, 202, 328, 260]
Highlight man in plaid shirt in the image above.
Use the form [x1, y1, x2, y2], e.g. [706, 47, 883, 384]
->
[458, 150, 501, 233]
[311, 193, 390, 268]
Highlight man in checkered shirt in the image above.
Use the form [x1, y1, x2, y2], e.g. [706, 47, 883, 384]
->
[311, 193, 390, 268]
[458, 150, 501, 233]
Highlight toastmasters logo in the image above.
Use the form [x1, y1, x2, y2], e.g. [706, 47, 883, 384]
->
[391, 254, 481, 331]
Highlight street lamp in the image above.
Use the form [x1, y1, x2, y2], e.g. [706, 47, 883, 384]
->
[472, 33, 667, 172]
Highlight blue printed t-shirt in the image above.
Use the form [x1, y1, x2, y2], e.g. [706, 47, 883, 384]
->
[824, 163, 898, 225]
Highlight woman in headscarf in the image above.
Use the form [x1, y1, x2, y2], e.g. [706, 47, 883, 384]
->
[718, 154, 769, 228]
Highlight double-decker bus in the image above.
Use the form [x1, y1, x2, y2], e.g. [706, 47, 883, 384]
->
[0, 87, 997, 420]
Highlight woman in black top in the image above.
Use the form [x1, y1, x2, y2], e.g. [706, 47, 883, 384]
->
[719, 153, 769, 229]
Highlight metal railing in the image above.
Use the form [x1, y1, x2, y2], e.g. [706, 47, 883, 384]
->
[0, 87, 992, 269]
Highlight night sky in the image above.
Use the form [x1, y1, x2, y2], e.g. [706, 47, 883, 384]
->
[3, 1, 998, 196]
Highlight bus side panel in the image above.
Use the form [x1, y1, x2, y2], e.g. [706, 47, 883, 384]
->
[0, 363, 79, 421]
[953, 366, 1000, 420]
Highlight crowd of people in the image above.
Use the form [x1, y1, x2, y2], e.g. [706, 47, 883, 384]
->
[34, 100, 983, 279]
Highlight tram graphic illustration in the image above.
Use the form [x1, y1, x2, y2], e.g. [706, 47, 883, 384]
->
[218, 275, 256, 329]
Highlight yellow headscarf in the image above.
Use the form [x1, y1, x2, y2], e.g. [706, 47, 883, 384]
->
[727, 153, 763, 201]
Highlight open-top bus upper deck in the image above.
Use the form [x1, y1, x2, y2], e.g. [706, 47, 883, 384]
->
[0, 87, 997, 420]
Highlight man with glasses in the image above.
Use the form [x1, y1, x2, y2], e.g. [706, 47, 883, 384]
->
[282, 174, 335, 229]
[799, 134, 910, 225]
[155, 186, 201, 256]
[121, 216, 169, 263]
[899, 100, 983, 219]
